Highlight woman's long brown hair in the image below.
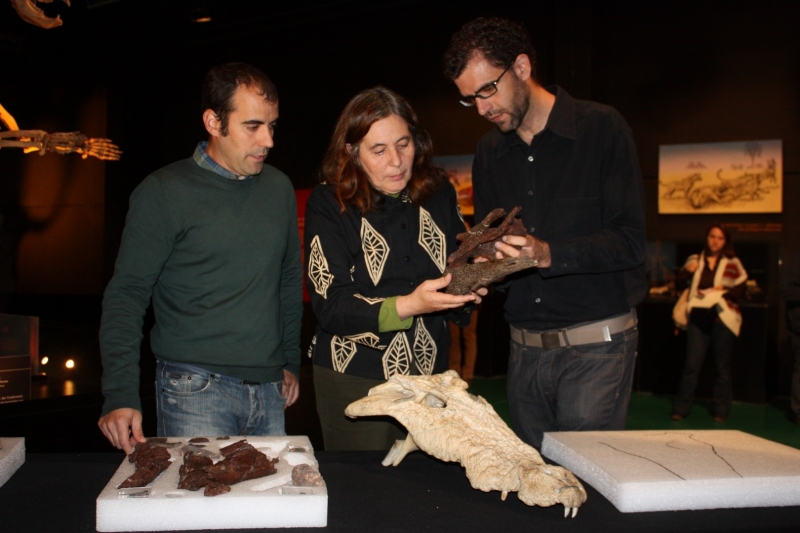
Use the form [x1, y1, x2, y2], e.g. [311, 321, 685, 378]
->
[320, 86, 446, 214]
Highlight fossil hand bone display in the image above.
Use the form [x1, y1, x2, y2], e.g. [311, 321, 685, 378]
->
[345, 371, 587, 517]
[10, 0, 70, 29]
[0, 103, 121, 161]
[444, 206, 538, 295]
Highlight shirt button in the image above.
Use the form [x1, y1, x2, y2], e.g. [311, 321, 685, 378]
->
[535, 298, 541, 303]
[527, 190, 533, 196]
[528, 156, 534, 162]
[400, 223, 407, 229]
[404, 256, 411, 261]
[409, 282, 414, 287]
[529, 227, 535, 233]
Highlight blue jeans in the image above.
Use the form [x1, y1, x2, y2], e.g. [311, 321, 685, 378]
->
[673, 320, 735, 419]
[156, 360, 286, 437]
[507, 326, 638, 449]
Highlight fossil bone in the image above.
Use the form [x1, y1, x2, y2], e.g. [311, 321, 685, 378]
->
[444, 206, 538, 295]
[345, 371, 587, 516]
[10, 0, 69, 29]
[0, 103, 121, 161]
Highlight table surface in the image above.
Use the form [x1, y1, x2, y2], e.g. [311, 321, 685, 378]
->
[2, 451, 799, 533]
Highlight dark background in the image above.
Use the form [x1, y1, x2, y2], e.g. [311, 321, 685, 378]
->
[1, 0, 798, 449]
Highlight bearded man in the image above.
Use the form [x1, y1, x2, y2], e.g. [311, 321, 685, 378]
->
[443, 17, 646, 449]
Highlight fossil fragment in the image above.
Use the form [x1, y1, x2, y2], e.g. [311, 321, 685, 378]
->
[292, 464, 324, 487]
[345, 371, 587, 517]
[204, 482, 232, 497]
[177, 452, 214, 491]
[444, 207, 538, 295]
[118, 441, 173, 489]
[177, 440, 278, 496]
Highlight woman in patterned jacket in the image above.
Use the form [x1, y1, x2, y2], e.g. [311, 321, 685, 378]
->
[305, 87, 484, 451]
[671, 225, 748, 422]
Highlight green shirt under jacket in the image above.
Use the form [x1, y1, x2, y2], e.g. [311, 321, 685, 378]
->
[99, 157, 302, 415]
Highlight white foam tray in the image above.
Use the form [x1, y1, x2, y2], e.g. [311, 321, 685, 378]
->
[0, 437, 25, 488]
[542, 430, 800, 513]
[96, 435, 327, 531]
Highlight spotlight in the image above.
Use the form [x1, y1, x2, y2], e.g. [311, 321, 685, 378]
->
[65, 359, 75, 369]
[41, 356, 49, 365]
[190, 5, 212, 23]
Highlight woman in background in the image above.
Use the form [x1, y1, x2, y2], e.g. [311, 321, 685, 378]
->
[671, 225, 747, 422]
[304, 87, 481, 451]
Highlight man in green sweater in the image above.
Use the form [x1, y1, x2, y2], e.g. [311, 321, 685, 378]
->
[98, 63, 303, 453]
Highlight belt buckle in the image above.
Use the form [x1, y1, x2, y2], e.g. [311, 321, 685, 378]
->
[541, 331, 561, 349]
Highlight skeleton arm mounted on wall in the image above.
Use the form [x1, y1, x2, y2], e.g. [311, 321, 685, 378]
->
[0, 103, 121, 161]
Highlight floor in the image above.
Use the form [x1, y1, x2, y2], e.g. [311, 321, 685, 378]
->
[1, 296, 799, 453]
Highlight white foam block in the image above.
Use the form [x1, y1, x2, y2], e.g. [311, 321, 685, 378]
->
[0, 437, 25, 488]
[96, 435, 327, 531]
[541, 430, 800, 513]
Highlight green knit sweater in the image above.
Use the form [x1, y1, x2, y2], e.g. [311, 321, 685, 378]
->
[99, 158, 302, 415]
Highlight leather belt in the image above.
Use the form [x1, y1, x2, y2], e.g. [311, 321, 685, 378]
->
[510, 310, 637, 349]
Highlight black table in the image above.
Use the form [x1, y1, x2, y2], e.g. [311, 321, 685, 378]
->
[1, 451, 798, 532]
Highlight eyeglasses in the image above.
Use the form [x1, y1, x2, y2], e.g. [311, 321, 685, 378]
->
[459, 63, 513, 107]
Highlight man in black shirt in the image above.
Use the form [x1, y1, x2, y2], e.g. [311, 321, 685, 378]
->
[443, 17, 646, 448]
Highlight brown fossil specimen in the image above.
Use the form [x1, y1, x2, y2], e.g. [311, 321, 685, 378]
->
[292, 464, 325, 487]
[206, 443, 278, 485]
[177, 439, 279, 497]
[345, 371, 587, 517]
[117, 441, 173, 489]
[445, 207, 538, 295]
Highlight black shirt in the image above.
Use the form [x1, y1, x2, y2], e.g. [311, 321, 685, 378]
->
[472, 86, 647, 330]
[304, 182, 465, 380]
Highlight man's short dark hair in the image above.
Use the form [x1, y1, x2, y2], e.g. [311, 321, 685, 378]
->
[201, 62, 278, 136]
[443, 17, 537, 81]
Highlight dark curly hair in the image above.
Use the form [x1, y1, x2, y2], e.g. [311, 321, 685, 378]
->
[443, 17, 536, 81]
[320, 86, 447, 214]
[201, 62, 278, 136]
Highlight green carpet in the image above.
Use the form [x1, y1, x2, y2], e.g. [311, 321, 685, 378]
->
[468, 376, 800, 450]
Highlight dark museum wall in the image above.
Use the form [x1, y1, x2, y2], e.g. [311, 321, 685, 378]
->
[1, 1, 798, 381]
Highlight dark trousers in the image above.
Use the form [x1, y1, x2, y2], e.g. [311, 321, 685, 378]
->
[313, 364, 406, 451]
[673, 320, 736, 418]
[507, 327, 638, 449]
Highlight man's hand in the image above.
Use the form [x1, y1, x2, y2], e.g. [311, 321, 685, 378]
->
[471, 286, 489, 304]
[98, 408, 146, 454]
[282, 369, 300, 408]
[495, 234, 552, 268]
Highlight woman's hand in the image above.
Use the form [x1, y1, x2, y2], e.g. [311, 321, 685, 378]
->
[395, 273, 478, 320]
[685, 260, 699, 273]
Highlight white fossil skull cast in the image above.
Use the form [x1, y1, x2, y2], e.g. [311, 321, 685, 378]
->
[345, 370, 587, 517]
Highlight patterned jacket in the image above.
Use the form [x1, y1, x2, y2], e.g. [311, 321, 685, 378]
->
[685, 252, 748, 336]
[304, 182, 465, 379]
